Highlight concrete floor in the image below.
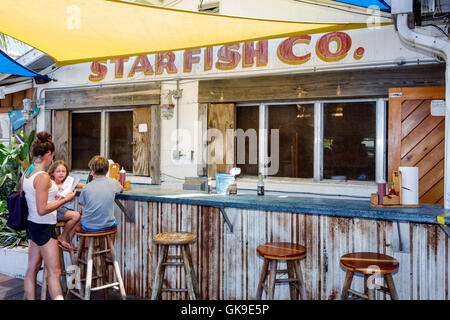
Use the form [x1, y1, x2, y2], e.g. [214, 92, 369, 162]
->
[0, 273, 144, 300]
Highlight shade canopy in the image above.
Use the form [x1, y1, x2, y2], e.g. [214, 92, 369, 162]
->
[0, 49, 51, 80]
[333, 0, 391, 12]
[0, 0, 390, 66]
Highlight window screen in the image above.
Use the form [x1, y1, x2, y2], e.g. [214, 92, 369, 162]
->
[235, 106, 259, 176]
[268, 104, 314, 178]
[323, 102, 376, 181]
[108, 111, 133, 172]
[71, 112, 101, 170]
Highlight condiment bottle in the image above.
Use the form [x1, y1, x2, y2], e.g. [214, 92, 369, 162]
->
[119, 167, 126, 186]
[257, 173, 264, 196]
[86, 172, 93, 184]
[388, 181, 396, 196]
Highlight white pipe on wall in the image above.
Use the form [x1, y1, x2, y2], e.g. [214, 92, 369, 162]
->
[395, 12, 450, 209]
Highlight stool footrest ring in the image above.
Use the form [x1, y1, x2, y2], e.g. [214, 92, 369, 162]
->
[162, 262, 184, 266]
[347, 288, 368, 300]
[161, 288, 189, 293]
[90, 282, 120, 292]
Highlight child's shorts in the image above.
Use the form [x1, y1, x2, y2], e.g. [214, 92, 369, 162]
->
[56, 207, 68, 222]
[26, 221, 57, 246]
[81, 218, 117, 232]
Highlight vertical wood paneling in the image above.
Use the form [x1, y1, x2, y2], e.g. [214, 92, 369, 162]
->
[53, 110, 71, 169]
[72, 196, 450, 300]
[132, 107, 151, 176]
[207, 103, 235, 178]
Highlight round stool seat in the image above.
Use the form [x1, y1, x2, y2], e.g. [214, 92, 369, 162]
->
[153, 232, 196, 245]
[56, 221, 66, 228]
[340, 252, 399, 275]
[75, 226, 117, 237]
[257, 242, 306, 260]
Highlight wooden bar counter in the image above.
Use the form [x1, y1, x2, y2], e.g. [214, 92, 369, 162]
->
[73, 188, 450, 300]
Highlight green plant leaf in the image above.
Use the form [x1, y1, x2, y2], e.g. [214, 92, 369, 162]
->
[0, 173, 13, 188]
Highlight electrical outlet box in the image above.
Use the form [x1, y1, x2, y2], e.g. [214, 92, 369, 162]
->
[391, 0, 413, 14]
[172, 150, 182, 160]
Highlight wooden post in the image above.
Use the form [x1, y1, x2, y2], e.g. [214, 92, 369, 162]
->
[150, 105, 161, 184]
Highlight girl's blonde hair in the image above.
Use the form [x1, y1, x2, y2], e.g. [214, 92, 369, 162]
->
[48, 160, 69, 181]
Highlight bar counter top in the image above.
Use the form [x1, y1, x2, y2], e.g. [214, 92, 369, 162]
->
[112, 187, 450, 226]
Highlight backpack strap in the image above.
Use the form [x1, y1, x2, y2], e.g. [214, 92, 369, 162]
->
[19, 174, 24, 197]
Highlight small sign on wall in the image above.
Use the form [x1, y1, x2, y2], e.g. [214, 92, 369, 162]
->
[138, 123, 148, 132]
[431, 100, 445, 116]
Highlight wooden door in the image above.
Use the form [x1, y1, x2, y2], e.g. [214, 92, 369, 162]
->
[53, 110, 71, 170]
[207, 103, 235, 178]
[133, 107, 151, 176]
[388, 86, 445, 207]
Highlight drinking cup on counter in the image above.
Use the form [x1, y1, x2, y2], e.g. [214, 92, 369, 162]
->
[377, 181, 386, 205]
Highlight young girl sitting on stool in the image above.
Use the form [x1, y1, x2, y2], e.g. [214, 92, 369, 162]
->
[48, 160, 85, 251]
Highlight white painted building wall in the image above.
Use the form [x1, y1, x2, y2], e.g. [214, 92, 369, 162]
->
[34, 0, 444, 196]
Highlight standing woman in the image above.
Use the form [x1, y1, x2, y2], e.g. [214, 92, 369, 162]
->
[23, 132, 76, 300]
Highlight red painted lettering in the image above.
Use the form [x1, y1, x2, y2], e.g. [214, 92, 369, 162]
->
[316, 32, 352, 62]
[110, 57, 129, 78]
[156, 52, 178, 75]
[88, 60, 107, 82]
[243, 40, 268, 68]
[277, 36, 311, 65]
[216, 44, 241, 70]
[204, 47, 213, 71]
[183, 48, 201, 73]
[128, 55, 154, 77]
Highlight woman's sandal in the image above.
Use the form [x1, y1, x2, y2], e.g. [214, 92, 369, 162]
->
[58, 240, 78, 251]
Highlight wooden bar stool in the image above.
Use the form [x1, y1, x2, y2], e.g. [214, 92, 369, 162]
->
[41, 221, 75, 300]
[340, 252, 399, 300]
[66, 226, 126, 300]
[256, 242, 307, 300]
[151, 232, 201, 300]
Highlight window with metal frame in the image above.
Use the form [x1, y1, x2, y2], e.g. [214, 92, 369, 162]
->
[235, 99, 386, 183]
[71, 110, 133, 171]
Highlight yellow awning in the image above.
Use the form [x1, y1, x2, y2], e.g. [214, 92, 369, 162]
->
[0, 0, 390, 66]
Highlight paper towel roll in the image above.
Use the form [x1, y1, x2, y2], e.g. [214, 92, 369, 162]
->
[399, 166, 419, 205]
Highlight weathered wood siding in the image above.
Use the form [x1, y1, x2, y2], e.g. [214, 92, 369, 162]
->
[198, 65, 445, 104]
[73, 199, 449, 300]
[45, 83, 160, 109]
